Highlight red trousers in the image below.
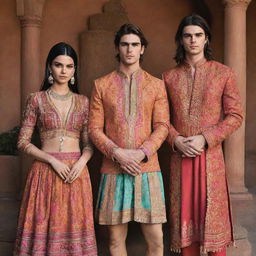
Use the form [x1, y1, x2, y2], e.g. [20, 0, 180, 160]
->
[182, 242, 226, 256]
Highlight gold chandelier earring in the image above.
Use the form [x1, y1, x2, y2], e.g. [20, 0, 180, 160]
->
[70, 76, 75, 85]
[48, 72, 54, 84]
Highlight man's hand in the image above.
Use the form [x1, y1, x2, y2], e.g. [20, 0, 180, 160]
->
[183, 135, 206, 153]
[174, 135, 205, 157]
[112, 148, 145, 176]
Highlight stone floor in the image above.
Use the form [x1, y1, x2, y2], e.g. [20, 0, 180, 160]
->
[234, 187, 256, 256]
[0, 190, 256, 256]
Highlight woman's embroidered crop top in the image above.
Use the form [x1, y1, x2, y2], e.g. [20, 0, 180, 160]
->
[17, 91, 93, 152]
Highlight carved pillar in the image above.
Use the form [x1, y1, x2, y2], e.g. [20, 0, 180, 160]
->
[16, 0, 46, 193]
[19, 16, 42, 107]
[16, 0, 46, 108]
[223, 0, 252, 200]
[223, 0, 253, 254]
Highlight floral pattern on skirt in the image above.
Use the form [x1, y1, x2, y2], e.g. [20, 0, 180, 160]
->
[14, 152, 97, 256]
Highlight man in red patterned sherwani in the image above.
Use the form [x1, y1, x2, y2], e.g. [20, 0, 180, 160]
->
[163, 14, 243, 256]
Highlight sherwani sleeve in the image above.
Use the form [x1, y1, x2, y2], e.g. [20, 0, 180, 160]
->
[162, 72, 180, 150]
[202, 70, 243, 148]
[17, 93, 38, 152]
[88, 81, 118, 159]
[139, 81, 170, 159]
[81, 97, 93, 152]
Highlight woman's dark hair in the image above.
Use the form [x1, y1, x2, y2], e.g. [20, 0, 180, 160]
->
[40, 42, 79, 93]
[114, 23, 148, 62]
[174, 14, 213, 65]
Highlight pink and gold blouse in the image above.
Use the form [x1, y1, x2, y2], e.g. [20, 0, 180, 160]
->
[17, 91, 92, 152]
[88, 69, 170, 174]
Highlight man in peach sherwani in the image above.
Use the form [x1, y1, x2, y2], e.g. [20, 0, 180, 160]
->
[89, 24, 169, 256]
[163, 15, 243, 256]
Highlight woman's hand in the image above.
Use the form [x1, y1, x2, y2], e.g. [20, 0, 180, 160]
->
[66, 158, 87, 183]
[49, 157, 70, 181]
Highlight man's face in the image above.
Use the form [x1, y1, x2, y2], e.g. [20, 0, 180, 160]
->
[181, 25, 207, 57]
[118, 34, 144, 66]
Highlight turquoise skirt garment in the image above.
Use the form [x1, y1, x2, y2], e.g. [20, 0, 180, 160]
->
[96, 172, 167, 225]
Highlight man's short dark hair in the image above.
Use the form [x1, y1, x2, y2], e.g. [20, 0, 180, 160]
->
[114, 23, 148, 62]
[174, 14, 213, 65]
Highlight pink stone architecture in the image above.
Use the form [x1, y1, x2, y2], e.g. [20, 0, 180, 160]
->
[223, 0, 252, 200]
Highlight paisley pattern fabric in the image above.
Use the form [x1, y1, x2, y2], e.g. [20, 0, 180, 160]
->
[88, 69, 170, 174]
[17, 91, 93, 152]
[96, 172, 166, 225]
[163, 60, 243, 253]
[14, 152, 97, 256]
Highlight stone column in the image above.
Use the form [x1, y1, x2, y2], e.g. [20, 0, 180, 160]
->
[19, 16, 42, 107]
[16, 0, 46, 193]
[223, 0, 252, 200]
[16, 0, 46, 108]
[223, 1, 253, 254]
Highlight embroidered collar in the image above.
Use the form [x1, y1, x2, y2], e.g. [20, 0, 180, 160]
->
[116, 68, 142, 80]
[183, 58, 207, 69]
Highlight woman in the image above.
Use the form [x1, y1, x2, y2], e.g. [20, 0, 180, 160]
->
[14, 42, 97, 256]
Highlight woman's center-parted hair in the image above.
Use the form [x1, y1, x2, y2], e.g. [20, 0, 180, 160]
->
[114, 24, 148, 62]
[40, 42, 79, 93]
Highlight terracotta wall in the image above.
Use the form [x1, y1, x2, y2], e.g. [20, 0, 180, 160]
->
[122, 0, 193, 77]
[0, 0, 21, 133]
[39, 0, 108, 79]
[0, 0, 222, 132]
[245, 2, 256, 188]
[246, 2, 256, 154]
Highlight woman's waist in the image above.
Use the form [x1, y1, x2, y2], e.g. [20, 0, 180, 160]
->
[41, 137, 81, 153]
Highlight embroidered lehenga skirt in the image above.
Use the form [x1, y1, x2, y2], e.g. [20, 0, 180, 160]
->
[14, 152, 97, 256]
[96, 171, 166, 225]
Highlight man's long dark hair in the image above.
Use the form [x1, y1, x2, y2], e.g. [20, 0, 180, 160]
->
[40, 42, 79, 93]
[114, 23, 148, 62]
[174, 14, 213, 65]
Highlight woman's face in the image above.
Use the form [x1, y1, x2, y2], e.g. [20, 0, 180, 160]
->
[50, 55, 75, 85]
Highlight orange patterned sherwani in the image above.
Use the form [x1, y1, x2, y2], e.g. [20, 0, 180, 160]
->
[163, 60, 243, 253]
[89, 69, 170, 174]
[89, 69, 170, 225]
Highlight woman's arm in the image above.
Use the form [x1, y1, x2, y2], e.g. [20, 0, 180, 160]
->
[18, 93, 70, 180]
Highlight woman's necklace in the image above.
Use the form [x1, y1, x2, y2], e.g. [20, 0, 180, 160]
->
[47, 89, 74, 152]
[49, 88, 73, 101]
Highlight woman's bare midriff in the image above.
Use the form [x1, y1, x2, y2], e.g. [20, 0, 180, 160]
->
[41, 137, 81, 153]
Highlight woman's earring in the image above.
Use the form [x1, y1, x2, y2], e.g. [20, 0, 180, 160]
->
[48, 72, 54, 84]
[70, 76, 75, 85]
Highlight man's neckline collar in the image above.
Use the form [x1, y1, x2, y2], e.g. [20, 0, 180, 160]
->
[117, 68, 142, 79]
[183, 58, 207, 69]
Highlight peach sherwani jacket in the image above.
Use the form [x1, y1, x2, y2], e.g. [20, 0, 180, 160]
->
[89, 69, 170, 174]
[163, 60, 243, 252]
